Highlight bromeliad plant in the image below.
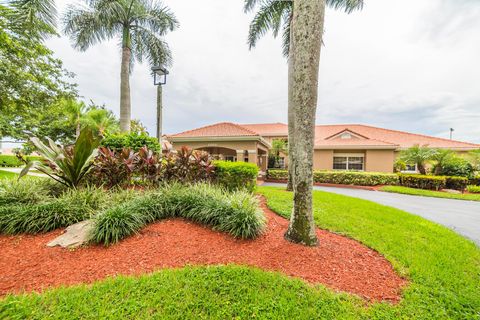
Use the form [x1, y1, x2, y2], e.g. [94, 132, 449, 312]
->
[19, 128, 100, 188]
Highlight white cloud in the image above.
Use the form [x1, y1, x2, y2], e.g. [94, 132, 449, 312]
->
[45, 0, 480, 144]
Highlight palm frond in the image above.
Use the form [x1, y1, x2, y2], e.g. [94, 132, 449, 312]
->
[326, 0, 364, 13]
[247, 0, 291, 50]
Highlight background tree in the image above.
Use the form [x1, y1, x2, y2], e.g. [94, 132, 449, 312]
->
[130, 119, 149, 135]
[63, 0, 178, 132]
[469, 149, 480, 172]
[269, 139, 288, 168]
[431, 148, 454, 175]
[244, 0, 363, 191]
[0, 3, 76, 141]
[399, 145, 437, 175]
[81, 107, 119, 137]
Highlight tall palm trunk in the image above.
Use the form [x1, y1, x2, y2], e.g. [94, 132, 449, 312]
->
[75, 117, 81, 138]
[156, 84, 163, 153]
[286, 16, 294, 192]
[284, 0, 325, 246]
[120, 45, 131, 132]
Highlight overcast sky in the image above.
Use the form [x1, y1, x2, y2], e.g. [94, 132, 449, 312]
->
[46, 0, 480, 143]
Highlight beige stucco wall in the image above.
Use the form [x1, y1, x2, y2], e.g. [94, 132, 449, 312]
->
[365, 150, 395, 173]
[313, 150, 334, 170]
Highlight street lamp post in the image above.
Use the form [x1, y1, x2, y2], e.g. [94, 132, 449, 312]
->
[151, 65, 169, 153]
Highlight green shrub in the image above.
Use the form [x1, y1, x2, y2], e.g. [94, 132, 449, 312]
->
[436, 155, 475, 178]
[398, 174, 446, 190]
[267, 169, 288, 181]
[267, 169, 398, 186]
[445, 176, 468, 191]
[467, 185, 480, 193]
[0, 155, 42, 167]
[0, 186, 107, 234]
[213, 161, 258, 192]
[101, 133, 161, 153]
[91, 183, 265, 245]
[469, 175, 480, 186]
[313, 171, 399, 186]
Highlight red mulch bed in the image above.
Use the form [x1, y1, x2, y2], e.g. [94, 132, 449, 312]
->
[0, 199, 406, 302]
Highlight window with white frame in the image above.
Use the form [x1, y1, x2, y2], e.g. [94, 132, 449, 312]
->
[403, 163, 417, 173]
[333, 154, 364, 171]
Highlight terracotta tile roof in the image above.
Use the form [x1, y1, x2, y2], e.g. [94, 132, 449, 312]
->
[241, 123, 288, 136]
[170, 122, 480, 150]
[170, 122, 259, 138]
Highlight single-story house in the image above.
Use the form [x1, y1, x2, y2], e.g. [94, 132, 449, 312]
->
[168, 122, 479, 173]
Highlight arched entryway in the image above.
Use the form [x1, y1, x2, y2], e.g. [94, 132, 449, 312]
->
[196, 147, 237, 161]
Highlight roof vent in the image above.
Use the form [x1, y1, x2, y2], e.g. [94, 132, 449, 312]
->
[340, 132, 352, 139]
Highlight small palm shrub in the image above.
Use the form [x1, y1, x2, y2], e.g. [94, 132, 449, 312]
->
[91, 183, 265, 245]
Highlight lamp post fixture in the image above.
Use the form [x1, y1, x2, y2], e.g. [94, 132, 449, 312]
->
[151, 65, 169, 152]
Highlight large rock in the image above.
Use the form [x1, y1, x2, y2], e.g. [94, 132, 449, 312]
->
[47, 220, 94, 248]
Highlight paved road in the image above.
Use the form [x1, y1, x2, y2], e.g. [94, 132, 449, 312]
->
[263, 182, 480, 246]
[0, 167, 46, 177]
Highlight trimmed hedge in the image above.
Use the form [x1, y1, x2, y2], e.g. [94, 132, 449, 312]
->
[91, 183, 266, 245]
[467, 185, 480, 193]
[267, 169, 398, 186]
[0, 155, 42, 167]
[398, 174, 446, 191]
[267, 169, 288, 181]
[101, 133, 161, 153]
[313, 171, 398, 186]
[213, 161, 258, 192]
[469, 175, 480, 186]
[445, 176, 468, 191]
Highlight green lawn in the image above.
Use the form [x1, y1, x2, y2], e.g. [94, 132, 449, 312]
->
[0, 170, 17, 179]
[380, 185, 480, 201]
[1, 186, 479, 319]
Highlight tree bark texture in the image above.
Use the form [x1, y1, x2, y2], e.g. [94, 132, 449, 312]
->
[120, 45, 131, 132]
[284, 0, 325, 246]
[286, 16, 294, 192]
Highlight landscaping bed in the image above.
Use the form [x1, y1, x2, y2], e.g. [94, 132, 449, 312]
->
[0, 196, 405, 302]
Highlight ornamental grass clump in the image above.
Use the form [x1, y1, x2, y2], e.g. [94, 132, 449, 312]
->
[0, 186, 107, 235]
[0, 178, 53, 205]
[91, 183, 265, 246]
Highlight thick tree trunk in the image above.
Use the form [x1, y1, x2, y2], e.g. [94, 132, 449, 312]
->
[120, 46, 131, 132]
[284, 0, 325, 246]
[156, 84, 163, 153]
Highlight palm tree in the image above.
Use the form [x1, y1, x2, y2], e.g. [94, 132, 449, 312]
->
[6, 0, 57, 37]
[400, 145, 437, 175]
[269, 139, 288, 168]
[62, 98, 88, 138]
[63, 0, 178, 132]
[431, 148, 454, 175]
[244, 0, 363, 191]
[245, 0, 363, 245]
[81, 107, 119, 137]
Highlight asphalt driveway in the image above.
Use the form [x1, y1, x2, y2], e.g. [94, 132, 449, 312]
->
[262, 182, 480, 246]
